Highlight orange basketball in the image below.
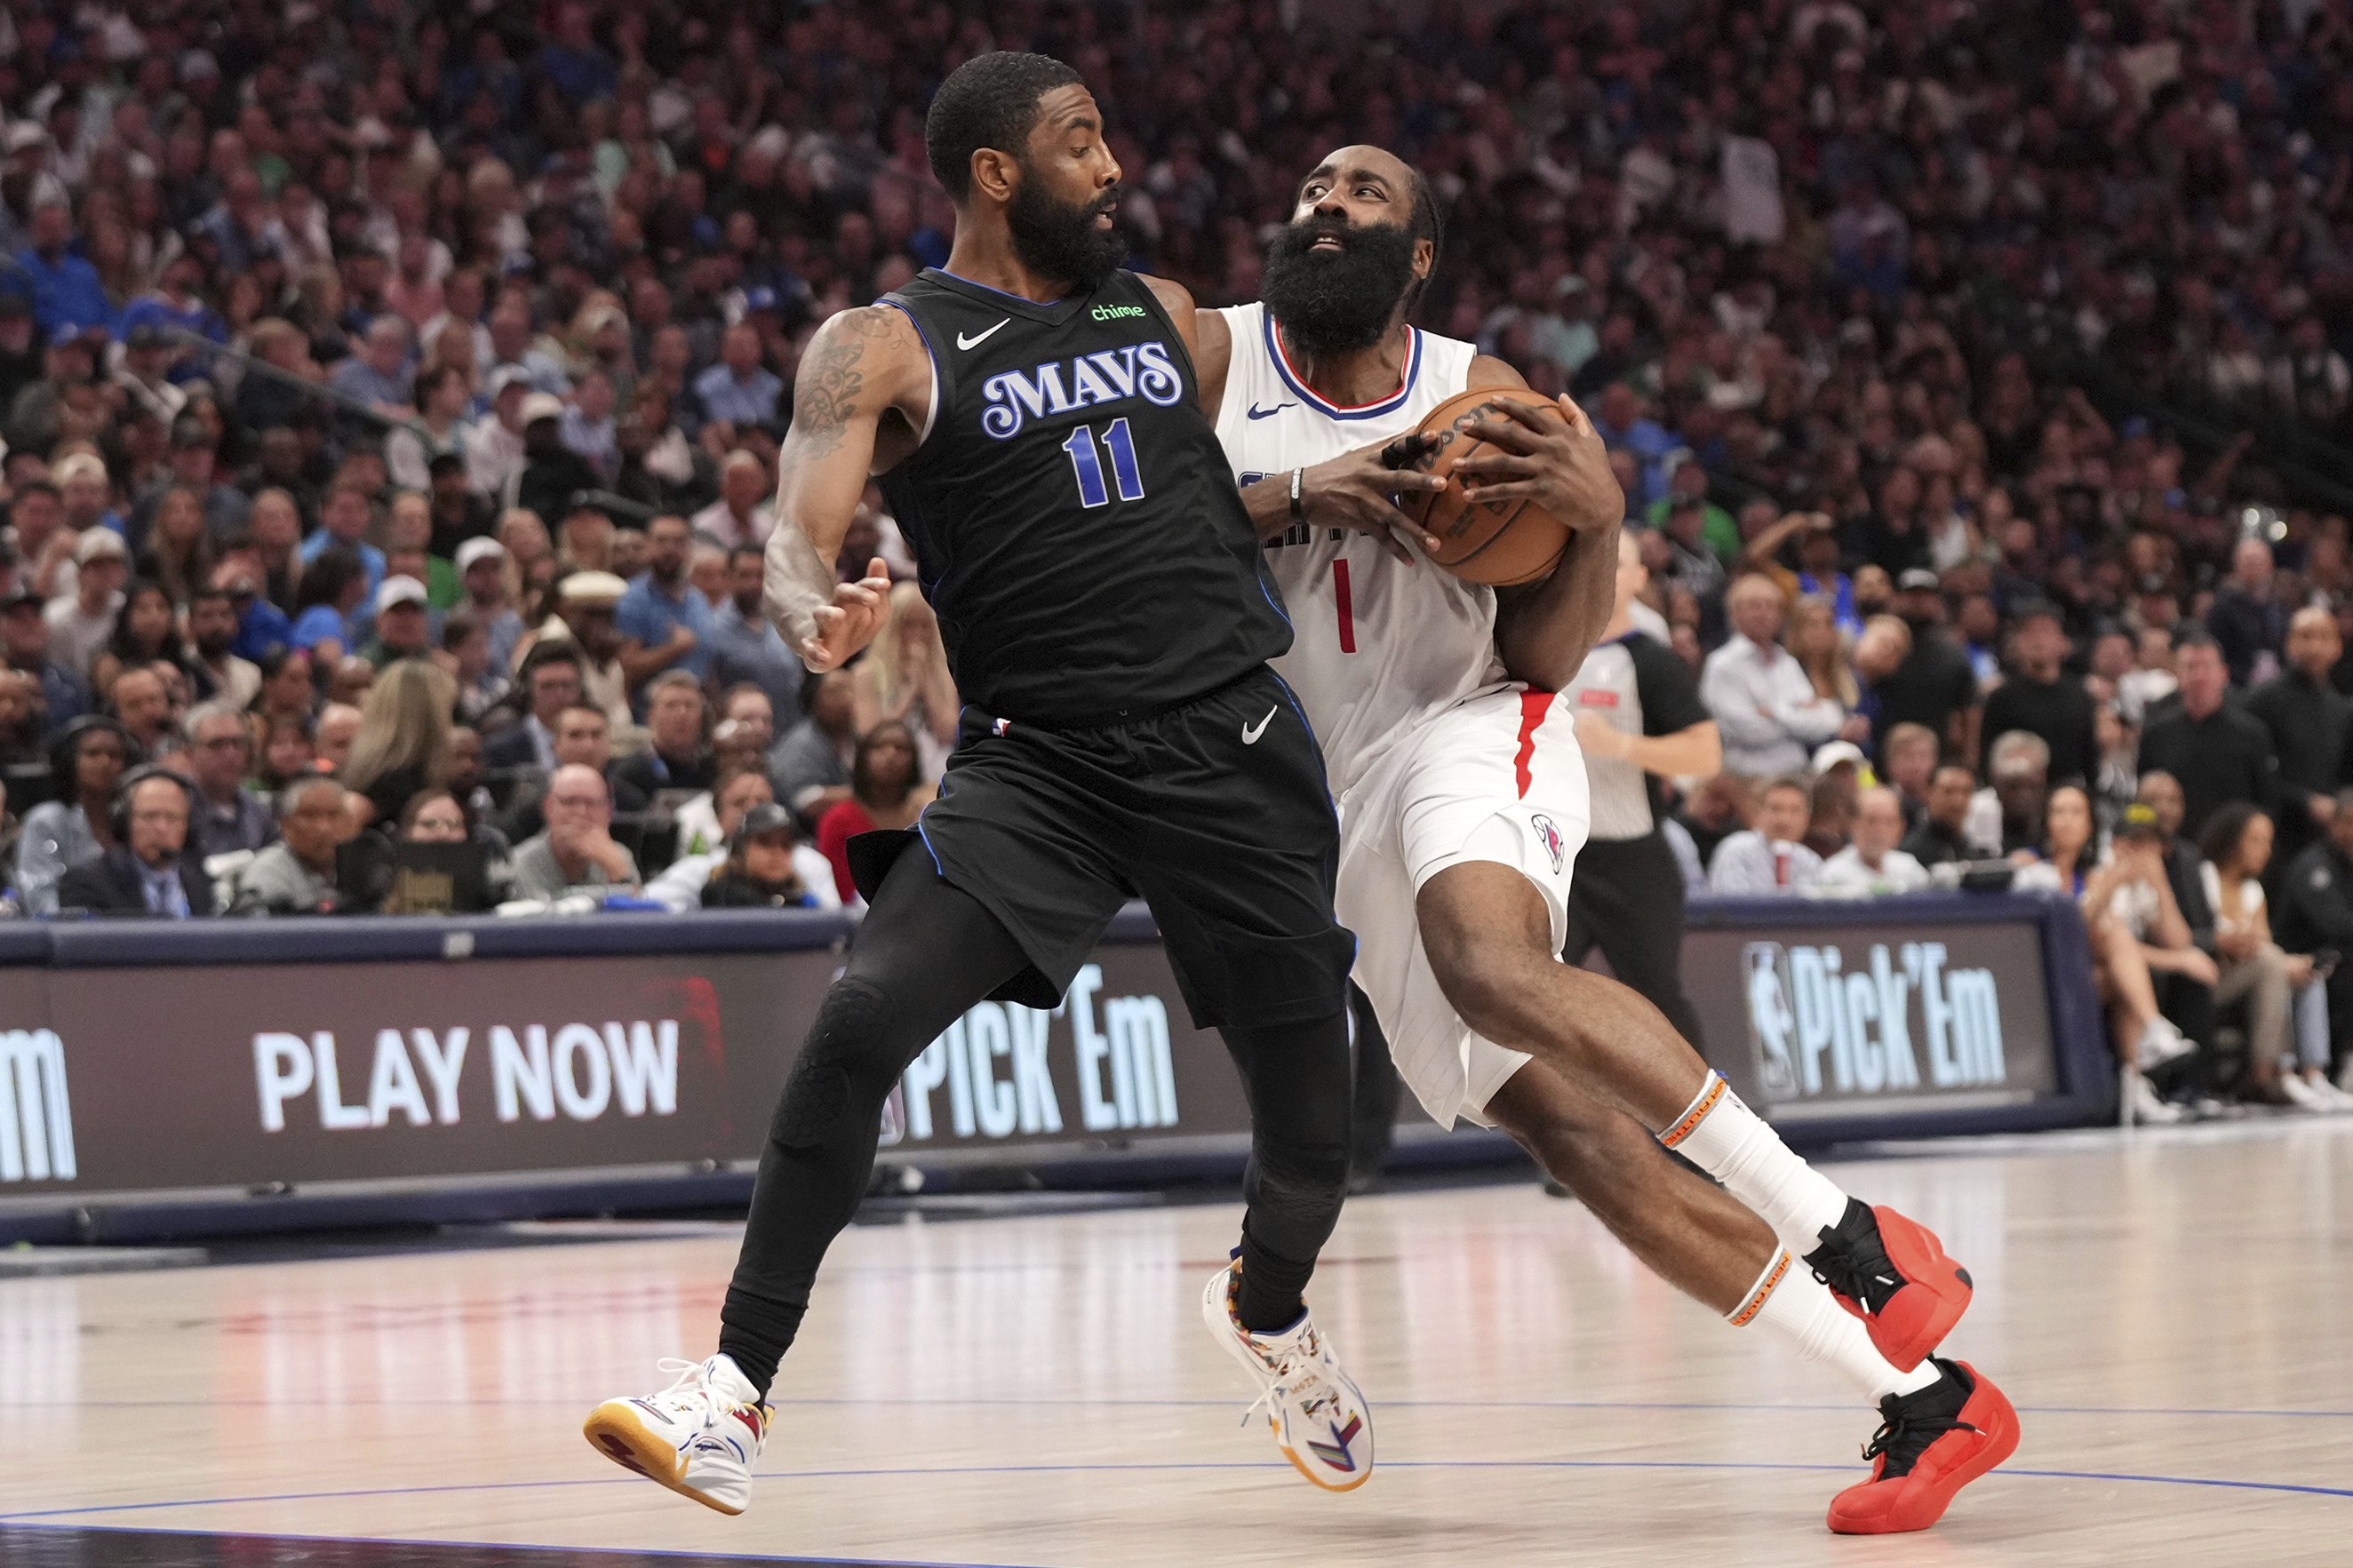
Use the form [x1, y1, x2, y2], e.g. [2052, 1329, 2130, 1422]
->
[1400, 387, 1573, 585]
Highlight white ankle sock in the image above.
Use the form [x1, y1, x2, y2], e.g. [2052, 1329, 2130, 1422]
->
[1731, 1248, 1939, 1405]
[1662, 1071, 1851, 1255]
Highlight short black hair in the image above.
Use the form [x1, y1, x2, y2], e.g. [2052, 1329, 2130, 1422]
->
[2171, 625, 2221, 656]
[926, 51, 1085, 201]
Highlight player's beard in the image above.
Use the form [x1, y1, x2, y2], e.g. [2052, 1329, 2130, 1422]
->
[1006, 169, 1128, 291]
[1260, 214, 1418, 357]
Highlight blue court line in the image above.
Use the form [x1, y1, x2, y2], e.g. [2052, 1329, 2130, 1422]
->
[4, 1459, 2348, 1525]
[0, 1522, 1033, 1568]
[7, 1397, 2353, 1421]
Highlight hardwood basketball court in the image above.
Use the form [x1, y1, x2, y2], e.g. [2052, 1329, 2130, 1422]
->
[2, 1119, 2348, 1566]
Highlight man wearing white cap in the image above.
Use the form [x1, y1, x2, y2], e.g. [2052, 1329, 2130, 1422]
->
[455, 536, 524, 673]
[517, 390, 600, 528]
[524, 569, 635, 736]
[45, 527, 126, 679]
[359, 577, 435, 669]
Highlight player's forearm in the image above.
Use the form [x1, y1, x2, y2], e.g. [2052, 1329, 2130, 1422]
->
[1496, 518, 1619, 691]
[1621, 722, 1720, 778]
[1240, 473, 1304, 542]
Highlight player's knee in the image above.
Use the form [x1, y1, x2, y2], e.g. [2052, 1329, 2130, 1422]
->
[1252, 1133, 1350, 1221]
[1429, 941, 1527, 1039]
[770, 977, 906, 1149]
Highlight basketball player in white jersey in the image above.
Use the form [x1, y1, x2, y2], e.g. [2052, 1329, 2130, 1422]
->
[1192, 145, 2018, 1535]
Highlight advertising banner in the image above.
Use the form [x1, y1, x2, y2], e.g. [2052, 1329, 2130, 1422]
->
[1683, 919, 2059, 1120]
[0, 946, 1257, 1203]
[0, 895, 2096, 1222]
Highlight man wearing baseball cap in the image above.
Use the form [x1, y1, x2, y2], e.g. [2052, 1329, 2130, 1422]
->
[455, 536, 524, 673]
[359, 576, 435, 669]
[517, 390, 600, 528]
[45, 526, 126, 679]
[1, 585, 84, 731]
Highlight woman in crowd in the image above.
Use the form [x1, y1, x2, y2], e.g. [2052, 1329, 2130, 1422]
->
[1786, 594, 1856, 716]
[91, 582, 186, 704]
[249, 648, 317, 728]
[2021, 787, 2198, 1122]
[246, 488, 306, 610]
[2199, 805, 2350, 1111]
[15, 718, 135, 916]
[253, 713, 318, 793]
[670, 727, 772, 858]
[498, 508, 557, 628]
[401, 790, 470, 844]
[852, 583, 959, 781]
[138, 486, 215, 607]
[341, 661, 455, 830]
[290, 547, 369, 668]
[814, 721, 933, 908]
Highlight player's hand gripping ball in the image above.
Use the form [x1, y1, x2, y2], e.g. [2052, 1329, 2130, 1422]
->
[1389, 388, 1591, 585]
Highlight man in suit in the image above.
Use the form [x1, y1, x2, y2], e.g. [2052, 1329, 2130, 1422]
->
[54, 771, 215, 917]
[483, 644, 587, 775]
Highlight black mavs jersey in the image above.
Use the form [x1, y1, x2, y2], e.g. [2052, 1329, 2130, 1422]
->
[876, 267, 1289, 726]
[847, 268, 1351, 1028]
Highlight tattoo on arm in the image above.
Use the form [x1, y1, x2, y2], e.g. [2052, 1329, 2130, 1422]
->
[793, 309, 895, 462]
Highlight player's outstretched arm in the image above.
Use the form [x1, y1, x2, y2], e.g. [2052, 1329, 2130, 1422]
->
[763, 304, 931, 673]
[1455, 358, 1623, 689]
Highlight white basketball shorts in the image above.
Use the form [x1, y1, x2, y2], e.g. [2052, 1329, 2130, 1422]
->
[1335, 684, 1591, 1128]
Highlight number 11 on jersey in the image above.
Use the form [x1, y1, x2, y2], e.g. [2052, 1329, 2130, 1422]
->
[1062, 418, 1145, 508]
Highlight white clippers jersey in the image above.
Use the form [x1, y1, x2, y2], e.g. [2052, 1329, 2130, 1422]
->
[1212, 303, 1504, 796]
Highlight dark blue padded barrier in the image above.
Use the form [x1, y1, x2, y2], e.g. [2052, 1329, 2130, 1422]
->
[1686, 889, 2118, 1142]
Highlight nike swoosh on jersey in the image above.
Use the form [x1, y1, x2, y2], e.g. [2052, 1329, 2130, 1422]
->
[1241, 706, 1277, 744]
[956, 319, 1009, 350]
[1247, 402, 1297, 420]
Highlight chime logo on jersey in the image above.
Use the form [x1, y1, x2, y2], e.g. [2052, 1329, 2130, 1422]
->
[1743, 940, 2008, 1102]
[1531, 815, 1566, 874]
[980, 342, 1185, 438]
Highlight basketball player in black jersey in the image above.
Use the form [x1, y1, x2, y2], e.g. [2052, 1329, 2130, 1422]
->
[584, 53, 1432, 1512]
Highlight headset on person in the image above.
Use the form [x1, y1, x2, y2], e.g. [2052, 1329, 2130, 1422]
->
[108, 765, 199, 846]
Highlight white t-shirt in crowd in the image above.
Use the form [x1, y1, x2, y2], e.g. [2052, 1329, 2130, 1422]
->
[1819, 844, 1931, 894]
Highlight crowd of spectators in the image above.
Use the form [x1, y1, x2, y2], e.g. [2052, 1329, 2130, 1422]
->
[0, 3, 2351, 1105]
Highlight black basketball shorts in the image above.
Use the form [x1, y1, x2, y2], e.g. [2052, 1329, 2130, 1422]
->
[847, 666, 1354, 1030]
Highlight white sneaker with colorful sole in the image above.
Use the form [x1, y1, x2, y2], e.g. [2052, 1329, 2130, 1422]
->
[584, 1355, 770, 1515]
[1200, 1253, 1375, 1492]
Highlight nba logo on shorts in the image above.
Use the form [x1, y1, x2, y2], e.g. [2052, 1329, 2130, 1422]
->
[1743, 943, 1799, 1100]
[992, 718, 1012, 736]
[1531, 815, 1564, 874]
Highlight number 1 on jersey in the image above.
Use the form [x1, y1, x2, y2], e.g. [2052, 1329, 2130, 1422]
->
[1333, 558, 1356, 653]
[1062, 419, 1145, 509]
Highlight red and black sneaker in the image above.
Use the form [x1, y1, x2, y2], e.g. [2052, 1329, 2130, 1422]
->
[1803, 1198, 1972, 1371]
[1827, 1357, 2020, 1534]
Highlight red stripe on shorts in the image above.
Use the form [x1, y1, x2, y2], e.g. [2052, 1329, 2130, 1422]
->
[1513, 688, 1551, 799]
